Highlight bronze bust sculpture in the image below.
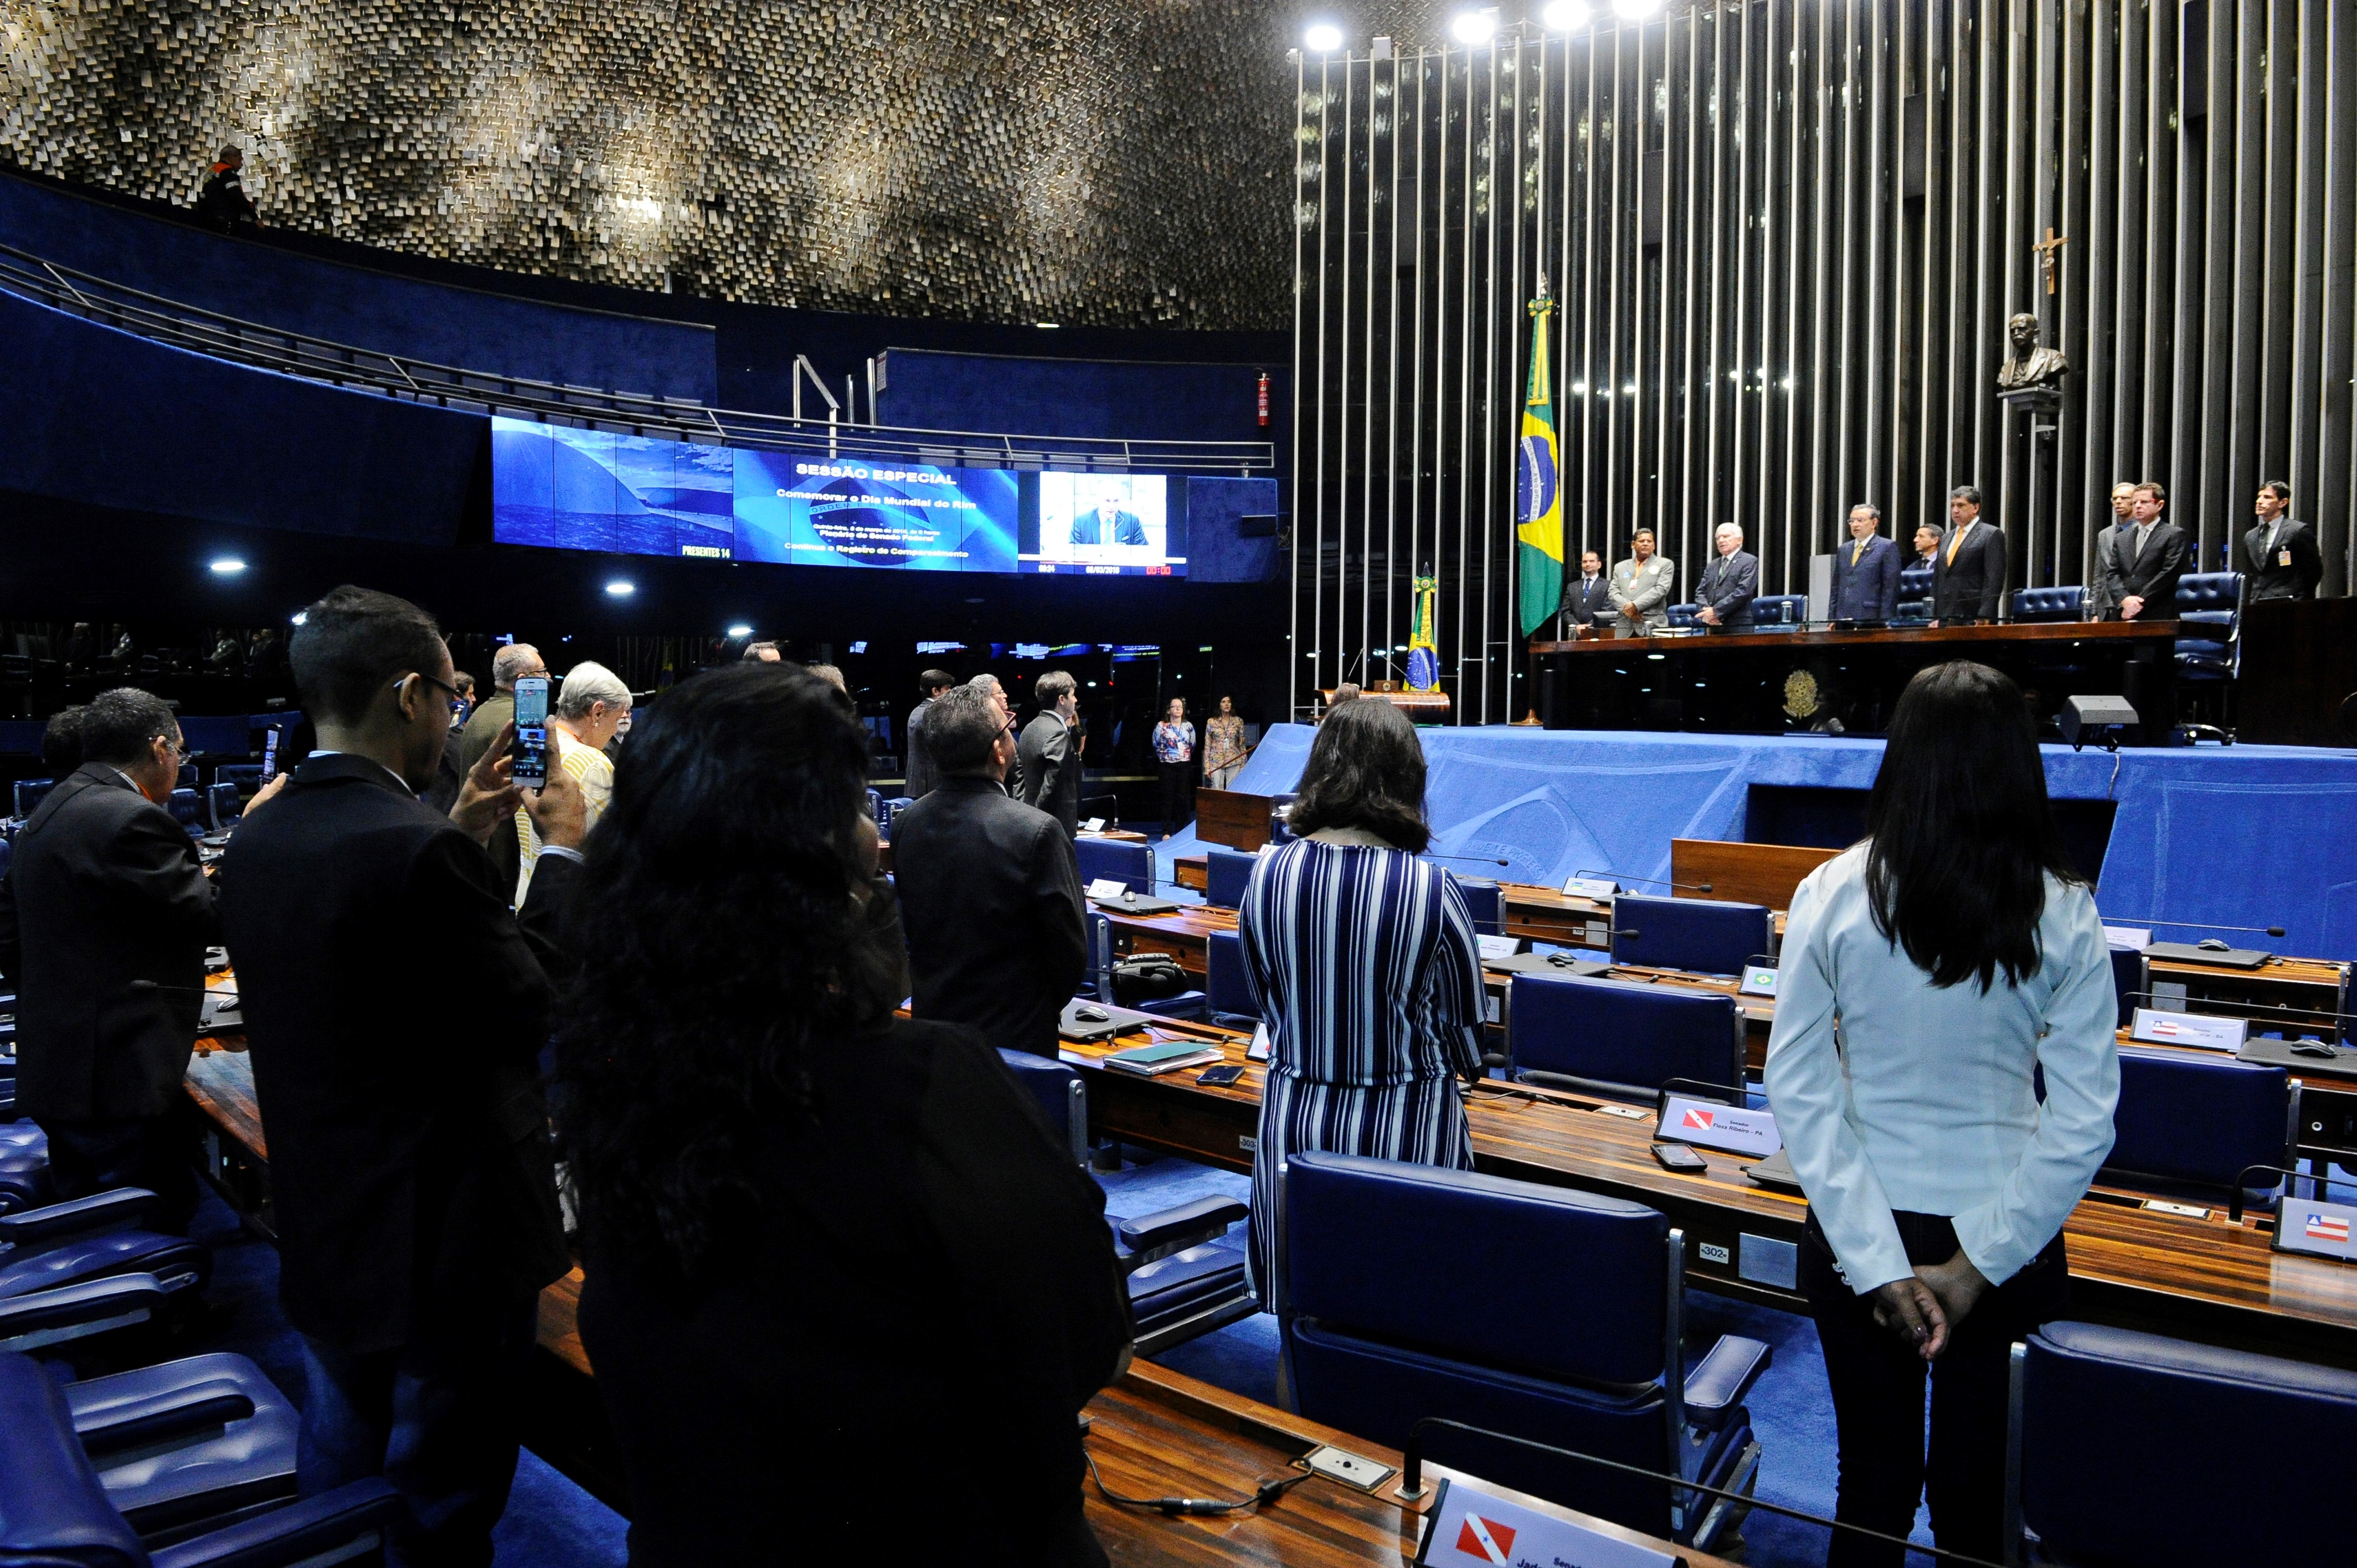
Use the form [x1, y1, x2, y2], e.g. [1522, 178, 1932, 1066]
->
[1996, 311, 2067, 391]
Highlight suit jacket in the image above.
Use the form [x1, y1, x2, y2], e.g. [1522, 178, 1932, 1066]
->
[891, 776, 1088, 1059]
[1609, 555, 1676, 632]
[1016, 713, 1084, 837]
[1830, 534, 1902, 621]
[2085, 524, 2122, 618]
[1560, 572, 1613, 628]
[1070, 509, 1147, 547]
[453, 690, 514, 780]
[2102, 520, 2188, 620]
[1932, 520, 2009, 621]
[1696, 549, 1761, 628]
[2244, 518, 2323, 601]
[903, 698, 940, 800]
[217, 753, 575, 1353]
[0, 765, 218, 1120]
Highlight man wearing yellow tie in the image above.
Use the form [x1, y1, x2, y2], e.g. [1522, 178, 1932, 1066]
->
[1830, 503, 1902, 623]
[1931, 485, 2007, 626]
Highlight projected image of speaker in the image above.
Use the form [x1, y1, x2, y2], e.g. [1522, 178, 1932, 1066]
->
[2060, 694, 2140, 751]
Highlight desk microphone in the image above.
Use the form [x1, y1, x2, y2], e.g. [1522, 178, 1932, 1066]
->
[2112, 916, 2287, 939]
[1422, 852, 1512, 868]
[1573, 868, 1716, 895]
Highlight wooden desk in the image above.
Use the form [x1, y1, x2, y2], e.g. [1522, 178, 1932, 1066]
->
[1099, 902, 1238, 976]
[1057, 1020, 2357, 1366]
[1531, 618, 2178, 735]
[1193, 789, 1274, 853]
[1671, 839, 1838, 911]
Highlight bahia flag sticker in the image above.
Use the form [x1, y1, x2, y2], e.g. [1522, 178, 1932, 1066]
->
[2307, 1212, 2351, 1244]
[1516, 277, 1566, 638]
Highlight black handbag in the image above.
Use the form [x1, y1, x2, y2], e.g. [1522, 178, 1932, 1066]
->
[1111, 952, 1189, 1005]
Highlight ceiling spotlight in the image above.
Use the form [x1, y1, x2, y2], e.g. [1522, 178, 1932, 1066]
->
[605, 580, 635, 597]
[208, 557, 246, 575]
[1452, 11, 1497, 45]
[726, 623, 753, 638]
[1611, 0, 1665, 17]
[1542, 0, 1593, 28]
[1304, 22, 1344, 53]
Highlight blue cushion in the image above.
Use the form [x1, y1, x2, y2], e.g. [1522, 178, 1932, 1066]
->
[1284, 1152, 1669, 1386]
[1206, 930, 1259, 1022]
[994, 1049, 1083, 1163]
[1205, 847, 1257, 909]
[2173, 571, 2243, 616]
[1452, 875, 1503, 937]
[1752, 594, 1805, 626]
[2021, 1321, 2357, 1568]
[0, 1351, 146, 1565]
[2011, 585, 2085, 622]
[1075, 838, 1153, 895]
[1610, 893, 1770, 977]
[2104, 1046, 2287, 1193]
[1665, 603, 1697, 628]
[1510, 974, 1743, 1100]
[0, 1228, 210, 1301]
[65, 1351, 297, 1535]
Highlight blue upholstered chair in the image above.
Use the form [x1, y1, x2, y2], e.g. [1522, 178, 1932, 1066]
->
[1610, 893, 1770, 977]
[1205, 846, 1258, 910]
[1509, 974, 1747, 1102]
[2008, 1321, 2357, 1566]
[10, 778, 52, 822]
[1078, 910, 1114, 1002]
[2102, 1046, 2294, 1202]
[166, 788, 206, 839]
[2173, 571, 2245, 682]
[0, 1350, 400, 1568]
[1075, 837, 1154, 896]
[1451, 875, 1504, 937]
[64, 1351, 301, 1541]
[0, 1124, 49, 1215]
[874, 795, 914, 838]
[203, 782, 240, 833]
[1893, 564, 1934, 622]
[0, 1188, 212, 1355]
[1280, 1152, 1769, 1550]
[213, 764, 265, 797]
[2011, 585, 2086, 623]
[1206, 929, 1261, 1028]
[1751, 593, 1806, 627]
[993, 1049, 1254, 1355]
[1665, 602, 1699, 630]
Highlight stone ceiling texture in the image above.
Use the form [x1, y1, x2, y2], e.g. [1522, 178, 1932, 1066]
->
[0, 0, 1423, 329]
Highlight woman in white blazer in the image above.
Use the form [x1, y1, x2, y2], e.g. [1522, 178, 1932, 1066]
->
[1764, 661, 2119, 1567]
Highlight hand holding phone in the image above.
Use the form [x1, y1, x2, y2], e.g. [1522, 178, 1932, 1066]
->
[510, 676, 551, 791]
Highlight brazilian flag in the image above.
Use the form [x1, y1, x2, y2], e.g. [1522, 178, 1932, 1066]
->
[1516, 283, 1565, 637]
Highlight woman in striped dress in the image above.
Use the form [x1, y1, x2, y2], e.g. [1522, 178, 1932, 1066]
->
[1238, 697, 1484, 1293]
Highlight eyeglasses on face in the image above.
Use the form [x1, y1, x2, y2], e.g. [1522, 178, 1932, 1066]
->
[394, 671, 470, 718]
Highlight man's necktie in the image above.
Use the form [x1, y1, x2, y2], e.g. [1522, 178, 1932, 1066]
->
[1946, 524, 1967, 566]
[1851, 538, 1865, 566]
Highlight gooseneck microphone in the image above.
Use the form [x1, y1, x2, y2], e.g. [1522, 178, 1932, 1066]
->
[2112, 915, 2287, 939]
[1422, 852, 1512, 868]
[1572, 868, 1716, 895]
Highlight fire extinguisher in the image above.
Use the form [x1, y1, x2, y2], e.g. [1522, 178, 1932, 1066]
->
[1257, 370, 1271, 429]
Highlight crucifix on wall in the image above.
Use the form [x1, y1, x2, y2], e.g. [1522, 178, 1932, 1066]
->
[2035, 226, 2068, 296]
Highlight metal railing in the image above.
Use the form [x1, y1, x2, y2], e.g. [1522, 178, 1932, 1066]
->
[0, 240, 1274, 475]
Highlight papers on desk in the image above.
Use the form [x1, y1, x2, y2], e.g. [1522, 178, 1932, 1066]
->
[1100, 1039, 1225, 1077]
[2102, 925, 2153, 951]
[2129, 1007, 2248, 1053]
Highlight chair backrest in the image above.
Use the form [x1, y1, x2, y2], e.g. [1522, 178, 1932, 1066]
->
[1510, 974, 1744, 1101]
[2015, 1321, 2357, 1568]
[1205, 846, 1258, 909]
[174, 762, 198, 793]
[1610, 893, 1769, 977]
[1451, 875, 1503, 937]
[2174, 570, 2243, 632]
[0, 1350, 150, 1566]
[1282, 1152, 1676, 1531]
[1752, 593, 1805, 625]
[1206, 929, 1259, 1020]
[204, 782, 241, 832]
[1075, 837, 1154, 895]
[214, 764, 265, 793]
[1084, 910, 1114, 1000]
[994, 1049, 1087, 1165]
[1895, 564, 1934, 617]
[1665, 602, 1697, 628]
[11, 778, 53, 821]
[2104, 1046, 2291, 1194]
[167, 788, 204, 832]
[2011, 585, 2086, 623]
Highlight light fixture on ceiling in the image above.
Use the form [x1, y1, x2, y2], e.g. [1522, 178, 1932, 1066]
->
[605, 580, 636, 597]
[1452, 11, 1498, 45]
[208, 558, 246, 575]
[1304, 21, 1345, 53]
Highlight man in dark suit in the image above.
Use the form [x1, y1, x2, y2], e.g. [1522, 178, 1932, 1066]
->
[892, 686, 1087, 1059]
[2086, 482, 2137, 618]
[1932, 485, 2009, 624]
[1558, 549, 1612, 634]
[1017, 670, 1085, 838]
[0, 688, 284, 1232]
[1069, 491, 1148, 546]
[2101, 480, 2188, 621]
[1831, 503, 1902, 622]
[903, 668, 955, 801]
[1693, 524, 1760, 631]
[2245, 479, 2323, 602]
[219, 586, 584, 1567]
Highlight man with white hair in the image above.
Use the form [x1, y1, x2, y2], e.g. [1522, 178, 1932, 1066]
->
[966, 672, 1023, 799]
[454, 642, 545, 778]
[1692, 523, 1759, 631]
[515, 661, 631, 902]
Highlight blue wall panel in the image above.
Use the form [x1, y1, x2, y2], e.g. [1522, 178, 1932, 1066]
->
[0, 171, 717, 401]
[874, 348, 1283, 450]
[0, 290, 483, 545]
[1164, 725, 2357, 963]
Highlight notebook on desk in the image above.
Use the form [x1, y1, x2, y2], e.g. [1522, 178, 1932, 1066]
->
[1487, 951, 1610, 980]
[1743, 1148, 1804, 1193]
[2144, 940, 2272, 971]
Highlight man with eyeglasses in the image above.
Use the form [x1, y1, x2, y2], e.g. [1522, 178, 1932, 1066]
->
[0, 686, 286, 1232]
[219, 586, 586, 1565]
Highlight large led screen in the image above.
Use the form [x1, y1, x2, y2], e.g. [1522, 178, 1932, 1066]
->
[490, 418, 1187, 576]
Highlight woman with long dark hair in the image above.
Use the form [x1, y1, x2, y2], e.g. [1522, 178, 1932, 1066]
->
[554, 663, 1130, 1565]
[1764, 662, 2119, 1566]
[1238, 697, 1483, 1292]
